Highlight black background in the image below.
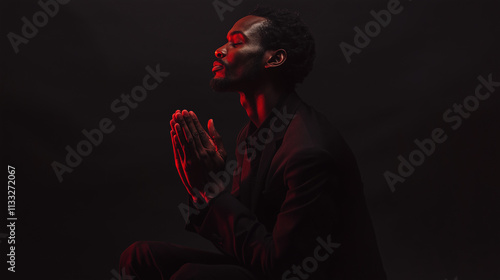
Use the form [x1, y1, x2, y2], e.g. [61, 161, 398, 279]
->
[1, 0, 499, 279]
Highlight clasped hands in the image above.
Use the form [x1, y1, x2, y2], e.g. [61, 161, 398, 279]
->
[170, 110, 227, 205]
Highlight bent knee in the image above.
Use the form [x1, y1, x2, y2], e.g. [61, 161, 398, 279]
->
[120, 241, 153, 268]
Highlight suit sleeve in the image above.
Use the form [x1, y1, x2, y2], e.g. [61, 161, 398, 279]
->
[187, 147, 341, 279]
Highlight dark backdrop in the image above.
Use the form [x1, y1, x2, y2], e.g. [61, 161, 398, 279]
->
[1, 0, 499, 279]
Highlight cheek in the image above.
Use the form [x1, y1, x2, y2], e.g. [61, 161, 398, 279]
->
[226, 52, 238, 66]
[225, 53, 246, 76]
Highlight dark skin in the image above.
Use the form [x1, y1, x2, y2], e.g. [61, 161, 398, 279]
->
[170, 15, 288, 203]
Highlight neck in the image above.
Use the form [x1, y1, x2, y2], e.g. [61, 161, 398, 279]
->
[239, 84, 292, 127]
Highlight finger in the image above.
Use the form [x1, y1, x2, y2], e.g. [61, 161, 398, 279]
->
[170, 128, 175, 145]
[174, 122, 187, 146]
[170, 118, 177, 133]
[171, 130, 185, 173]
[182, 110, 206, 157]
[171, 110, 180, 126]
[171, 130, 183, 164]
[170, 129, 180, 158]
[172, 130, 185, 162]
[208, 119, 227, 159]
[190, 111, 212, 148]
[171, 131, 190, 190]
[175, 112, 194, 145]
[175, 120, 199, 159]
[177, 110, 200, 159]
[171, 110, 181, 136]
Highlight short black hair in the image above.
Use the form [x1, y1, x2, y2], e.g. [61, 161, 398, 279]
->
[248, 6, 316, 88]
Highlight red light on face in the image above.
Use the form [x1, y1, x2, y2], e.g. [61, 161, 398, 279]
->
[212, 61, 224, 73]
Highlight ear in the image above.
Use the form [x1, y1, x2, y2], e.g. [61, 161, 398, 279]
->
[264, 49, 287, 68]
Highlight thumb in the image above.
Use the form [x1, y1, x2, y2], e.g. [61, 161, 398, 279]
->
[208, 119, 226, 157]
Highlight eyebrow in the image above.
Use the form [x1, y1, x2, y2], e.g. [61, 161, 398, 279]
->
[226, 31, 247, 41]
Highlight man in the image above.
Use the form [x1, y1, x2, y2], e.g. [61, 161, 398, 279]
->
[120, 6, 387, 280]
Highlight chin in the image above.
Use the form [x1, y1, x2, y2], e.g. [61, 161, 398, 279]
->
[210, 77, 237, 92]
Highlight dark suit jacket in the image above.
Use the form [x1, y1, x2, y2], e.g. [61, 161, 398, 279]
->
[187, 92, 387, 279]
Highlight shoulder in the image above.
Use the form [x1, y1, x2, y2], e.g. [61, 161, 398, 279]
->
[278, 99, 362, 177]
[282, 101, 349, 157]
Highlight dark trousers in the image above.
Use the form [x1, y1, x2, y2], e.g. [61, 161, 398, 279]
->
[119, 241, 257, 280]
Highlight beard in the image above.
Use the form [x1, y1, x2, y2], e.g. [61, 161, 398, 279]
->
[210, 55, 263, 92]
[209, 74, 234, 92]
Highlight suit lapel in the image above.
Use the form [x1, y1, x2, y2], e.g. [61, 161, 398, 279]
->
[231, 123, 250, 199]
[250, 93, 303, 210]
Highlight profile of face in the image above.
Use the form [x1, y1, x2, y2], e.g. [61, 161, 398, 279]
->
[210, 15, 268, 92]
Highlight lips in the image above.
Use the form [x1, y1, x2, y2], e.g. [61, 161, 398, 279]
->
[212, 61, 224, 72]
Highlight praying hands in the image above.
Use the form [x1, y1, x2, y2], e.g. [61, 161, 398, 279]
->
[170, 110, 227, 204]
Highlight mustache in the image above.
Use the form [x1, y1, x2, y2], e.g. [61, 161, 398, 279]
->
[214, 58, 227, 68]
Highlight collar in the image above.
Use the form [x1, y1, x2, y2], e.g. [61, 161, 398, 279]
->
[242, 91, 302, 143]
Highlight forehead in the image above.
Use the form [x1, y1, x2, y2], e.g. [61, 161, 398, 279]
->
[226, 15, 268, 40]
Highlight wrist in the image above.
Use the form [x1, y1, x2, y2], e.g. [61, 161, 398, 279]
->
[202, 181, 225, 203]
[190, 181, 225, 207]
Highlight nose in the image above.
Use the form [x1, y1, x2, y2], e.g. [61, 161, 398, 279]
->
[215, 46, 226, 58]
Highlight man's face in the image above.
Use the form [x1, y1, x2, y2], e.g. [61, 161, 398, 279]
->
[210, 15, 268, 92]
